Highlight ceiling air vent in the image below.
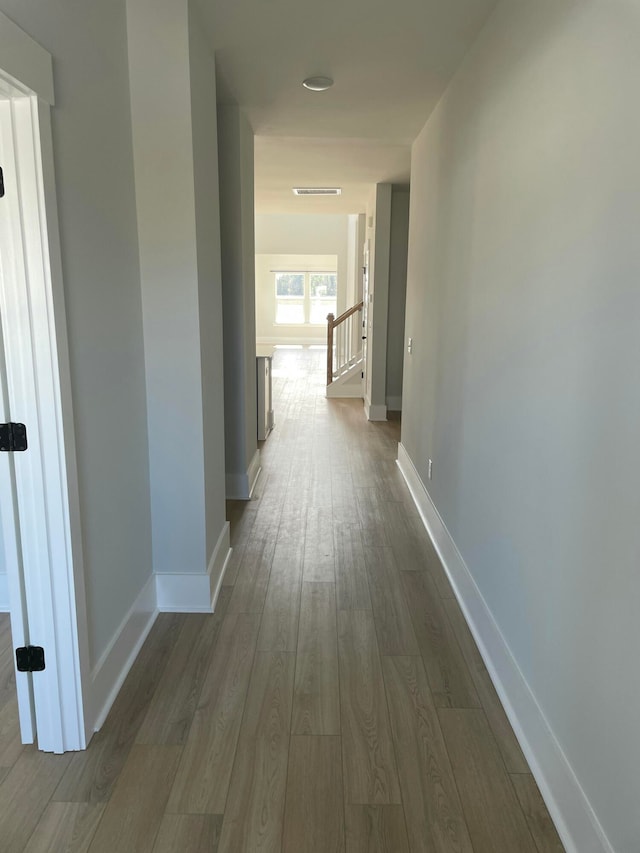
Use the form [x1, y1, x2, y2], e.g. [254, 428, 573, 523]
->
[293, 187, 342, 196]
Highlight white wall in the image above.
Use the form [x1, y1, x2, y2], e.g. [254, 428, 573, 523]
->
[255, 213, 350, 322]
[0, 0, 153, 663]
[402, 1, 640, 850]
[386, 189, 409, 410]
[218, 105, 258, 498]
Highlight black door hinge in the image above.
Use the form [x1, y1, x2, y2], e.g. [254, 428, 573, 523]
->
[361, 371, 364, 379]
[0, 423, 28, 452]
[16, 646, 45, 672]
[0, 166, 4, 198]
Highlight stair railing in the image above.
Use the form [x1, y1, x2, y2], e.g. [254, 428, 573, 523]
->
[326, 300, 364, 385]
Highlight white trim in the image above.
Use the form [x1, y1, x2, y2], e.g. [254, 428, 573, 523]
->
[386, 395, 402, 411]
[38, 97, 92, 747]
[89, 522, 232, 731]
[155, 574, 212, 614]
[225, 449, 261, 500]
[326, 383, 364, 399]
[246, 450, 261, 498]
[326, 359, 364, 400]
[326, 381, 364, 400]
[257, 336, 325, 347]
[0, 68, 90, 751]
[156, 522, 231, 613]
[0, 574, 9, 612]
[396, 443, 615, 853]
[209, 528, 233, 613]
[364, 398, 387, 421]
[89, 573, 157, 732]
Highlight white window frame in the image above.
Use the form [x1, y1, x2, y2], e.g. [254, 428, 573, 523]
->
[274, 270, 337, 326]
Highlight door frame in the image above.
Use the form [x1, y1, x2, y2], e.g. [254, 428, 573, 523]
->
[362, 237, 371, 400]
[0, 13, 90, 752]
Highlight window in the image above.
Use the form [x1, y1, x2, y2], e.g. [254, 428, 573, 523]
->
[309, 273, 338, 324]
[275, 271, 337, 325]
[275, 273, 305, 324]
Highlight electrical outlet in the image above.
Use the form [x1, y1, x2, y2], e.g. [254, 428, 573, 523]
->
[407, 337, 413, 354]
[428, 459, 433, 480]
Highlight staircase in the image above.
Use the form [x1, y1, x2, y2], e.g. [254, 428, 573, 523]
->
[325, 301, 364, 398]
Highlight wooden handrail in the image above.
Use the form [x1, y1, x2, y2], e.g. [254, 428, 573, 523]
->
[326, 300, 364, 385]
[330, 300, 364, 328]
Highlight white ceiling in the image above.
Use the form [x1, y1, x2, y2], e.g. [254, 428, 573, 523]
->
[254, 137, 411, 214]
[198, 0, 499, 213]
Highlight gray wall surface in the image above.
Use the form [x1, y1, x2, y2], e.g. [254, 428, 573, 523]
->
[128, 0, 208, 578]
[365, 184, 392, 413]
[189, 2, 227, 557]
[386, 189, 409, 408]
[401, 1, 640, 849]
[0, 0, 153, 664]
[218, 106, 258, 494]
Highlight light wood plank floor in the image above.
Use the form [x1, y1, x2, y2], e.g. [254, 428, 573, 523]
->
[0, 347, 564, 852]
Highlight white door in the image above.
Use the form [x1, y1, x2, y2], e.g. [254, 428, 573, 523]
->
[0, 306, 36, 742]
[0, 84, 89, 752]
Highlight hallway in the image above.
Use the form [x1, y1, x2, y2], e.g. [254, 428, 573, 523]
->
[0, 347, 562, 852]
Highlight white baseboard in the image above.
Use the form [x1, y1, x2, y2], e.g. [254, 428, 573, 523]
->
[208, 522, 232, 611]
[256, 336, 325, 347]
[156, 521, 231, 613]
[364, 397, 387, 421]
[396, 443, 613, 853]
[326, 382, 364, 399]
[226, 449, 261, 500]
[247, 450, 261, 498]
[0, 574, 9, 612]
[386, 395, 402, 411]
[155, 573, 213, 613]
[90, 572, 157, 731]
[89, 522, 232, 732]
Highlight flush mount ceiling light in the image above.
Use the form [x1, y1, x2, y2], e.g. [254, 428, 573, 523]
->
[293, 187, 342, 196]
[302, 76, 334, 92]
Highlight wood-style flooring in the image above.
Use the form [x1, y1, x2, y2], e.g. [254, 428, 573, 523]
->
[0, 347, 564, 851]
